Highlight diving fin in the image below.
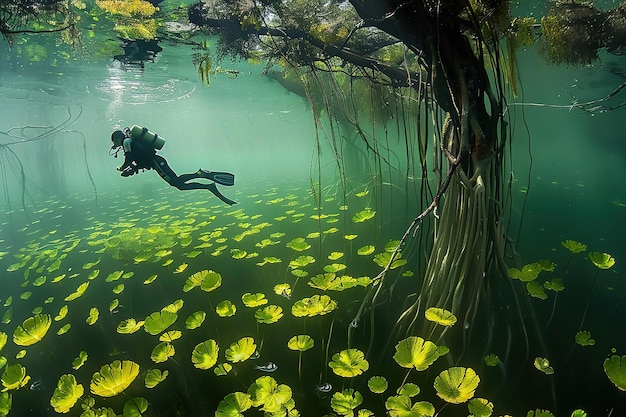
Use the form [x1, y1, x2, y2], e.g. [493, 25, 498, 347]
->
[199, 170, 235, 186]
[207, 182, 237, 206]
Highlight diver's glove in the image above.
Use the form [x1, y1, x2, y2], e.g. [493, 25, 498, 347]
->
[120, 165, 138, 177]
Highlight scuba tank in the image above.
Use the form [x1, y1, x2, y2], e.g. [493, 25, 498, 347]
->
[130, 125, 165, 150]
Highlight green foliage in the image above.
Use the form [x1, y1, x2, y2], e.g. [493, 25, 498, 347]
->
[216, 392, 252, 417]
[534, 357, 554, 375]
[393, 337, 446, 371]
[331, 389, 363, 416]
[143, 311, 177, 336]
[588, 252, 616, 269]
[90, 360, 140, 398]
[13, 314, 51, 346]
[1, 364, 30, 391]
[50, 374, 84, 413]
[367, 376, 388, 394]
[603, 355, 626, 391]
[247, 376, 292, 413]
[575, 331, 595, 346]
[329, 349, 369, 377]
[433, 367, 480, 404]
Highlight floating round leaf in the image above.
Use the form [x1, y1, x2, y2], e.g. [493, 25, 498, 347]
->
[397, 383, 420, 397]
[575, 331, 595, 347]
[289, 255, 315, 269]
[603, 354, 626, 391]
[393, 336, 445, 371]
[185, 311, 206, 329]
[483, 354, 499, 367]
[151, 342, 175, 363]
[183, 270, 208, 292]
[86, 308, 99, 325]
[216, 300, 237, 317]
[90, 360, 140, 397]
[385, 395, 435, 417]
[534, 357, 554, 375]
[1, 364, 30, 391]
[562, 240, 587, 254]
[357, 245, 375, 256]
[225, 337, 256, 363]
[367, 376, 388, 394]
[329, 348, 369, 377]
[433, 367, 479, 404]
[72, 351, 88, 370]
[191, 340, 219, 370]
[291, 295, 337, 317]
[467, 398, 493, 417]
[159, 330, 182, 342]
[123, 397, 148, 417]
[527, 410, 555, 417]
[214, 363, 233, 376]
[242, 293, 268, 307]
[162, 299, 184, 313]
[331, 389, 363, 416]
[144, 311, 177, 335]
[571, 409, 588, 417]
[145, 369, 168, 388]
[54, 304, 69, 321]
[0, 392, 10, 417]
[200, 270, 222, 292]
[286, 238, 311, 251]
[57, 324, 71, 335]
[50, 374, 84, 413]
[425, 307, 457, 327]
[216, 392, 252, 417]
[588, 252, 616, 270]
[117, 319, 144, 334]
[352, 208, 376, 223]
[287, 335, 314, 352]
[255, 305, 283, 324]
[248, 376, 292, 413]
[0, 333, 6, 353]
[13, 314, 51, 346]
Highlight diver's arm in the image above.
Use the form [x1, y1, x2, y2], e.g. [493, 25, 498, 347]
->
[119, 138, 135, 170]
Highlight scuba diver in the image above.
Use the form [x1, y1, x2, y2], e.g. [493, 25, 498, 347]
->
[110, 126, 237, 205]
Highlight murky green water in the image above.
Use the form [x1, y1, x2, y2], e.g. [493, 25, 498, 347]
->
[1, 24, 626, 417]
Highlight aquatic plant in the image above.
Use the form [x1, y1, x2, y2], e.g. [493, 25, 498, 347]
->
[50, 374, 84, 413]
[603, 355, 626, 391]
[433, 367, 480, 404]
[89, 360, 140, 397]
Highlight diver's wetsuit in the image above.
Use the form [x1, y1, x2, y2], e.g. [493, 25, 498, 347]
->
[119, 136, 236, 205]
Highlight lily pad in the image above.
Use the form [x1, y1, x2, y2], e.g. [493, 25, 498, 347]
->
[72, 351, 88, 370]
[151, 342, 175, 363]
[433, 367, 480, 404]
[286, 238, 311, 251]
[90, 360, 140, 397]
[291, 295, 337, 317]
[329, 348, 369, 377]
[368, 376, 388, 394]
[13, 314, 51, 346]
[185, 311, 206, 330]
[123, 397, 148, 417]
[289, 255, 315, 269]
[353, 208, 376, 223]
[255, 305, 283, 324]
[575, 330, 595, 346]
[242, 293, 268, 307]
[191, 340, 219, 370]
[145, 369, 168, 388]
[1, 364, 30, 391]
[397, 383, 420, 397]
[534, 357, 554, 375]
[248, 375, 292, 413]
[484, 354, 500, 367]
[216, 392, 252, 417]
[144, 311, 177, 335]
[603, 354, 626, 391]
[216, 300, 237, 317]
[468, 398, 493, 417]
[287, 335, 314, 352]
[562, 240, 587, 254]
[357, 245, 376, 256]
[225, 337, 256, 363]
[86, 308, 99, 325]
[424, 307, 457, 327]
[331, 389, 363, 416]
[385, 395, 435, 417]
[588, 252, 616, 270]
[50, 374, 84, 413]
[393, 336, 446, 371]
[117, 319, 145, 334]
